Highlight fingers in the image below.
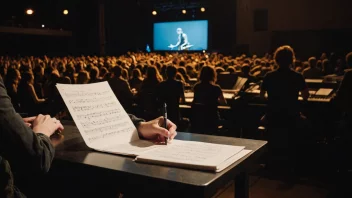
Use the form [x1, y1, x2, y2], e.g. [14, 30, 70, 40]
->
[45, 115, 51, 121]
[155, 118, 177, 139]
[166, 119, 177, 133]
[56, 122, 65, 132]
[52, 118, 64, 132]
[170, 131, 177, 140]
[165, 119, 177, 140]
[154, 126, 170, 138]
[23, 116, 37, 123]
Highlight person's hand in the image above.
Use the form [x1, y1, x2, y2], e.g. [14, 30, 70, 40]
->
[32, 114, 64, 137]
[137, 117, 177, 143]
[23, 116, 36, 128]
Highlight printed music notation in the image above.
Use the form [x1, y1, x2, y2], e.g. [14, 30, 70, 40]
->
[84, 122, 129, 134]
[56, 82, 140, 147]
[72, 102, 117, 112]
[87, 126, 135, 142]
[68, 96, 114, 104]
[64, 90, 111, 98]
[76, 109, 122, 120]
[80, 116, 120, 128]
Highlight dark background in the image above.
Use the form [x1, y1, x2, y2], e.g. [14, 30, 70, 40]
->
[0, 0, 351, 57]
[0, 0, 237, 56]
[104, 0, 237, 55]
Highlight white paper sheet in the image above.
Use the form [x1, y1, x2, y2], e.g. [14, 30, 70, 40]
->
[136, 140, 245, 170]
[56, 82, 140, 150]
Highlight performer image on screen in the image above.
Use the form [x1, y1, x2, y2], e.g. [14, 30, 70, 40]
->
[169, 28, 193, 51]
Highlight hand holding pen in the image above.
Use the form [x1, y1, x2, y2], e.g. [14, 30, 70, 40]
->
[137, 116, 177, 143]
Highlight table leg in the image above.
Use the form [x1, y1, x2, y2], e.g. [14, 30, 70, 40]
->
[235, 172, 249, 198]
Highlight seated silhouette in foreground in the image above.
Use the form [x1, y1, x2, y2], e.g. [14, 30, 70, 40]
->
[0, 75, 177, 197]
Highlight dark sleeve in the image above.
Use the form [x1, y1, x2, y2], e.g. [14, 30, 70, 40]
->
[0, 79, 54, 174]
[297, 73, 308, 91]
[128, 114, 145, 127]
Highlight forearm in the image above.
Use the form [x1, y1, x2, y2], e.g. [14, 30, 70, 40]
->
[0, 81, 54, 173]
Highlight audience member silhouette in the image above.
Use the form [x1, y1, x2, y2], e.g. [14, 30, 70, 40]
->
[108, 66, 133, 111]
[157, 65, 185, 124]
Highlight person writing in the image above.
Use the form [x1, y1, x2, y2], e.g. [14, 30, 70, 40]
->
[0, 74, 178, 197]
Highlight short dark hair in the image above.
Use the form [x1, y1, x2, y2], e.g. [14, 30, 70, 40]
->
[132, 69, 142, 79]
[21, 72, 34, 83]
[308, 57, 317, 68]
[112, 65, 122, 77]
[166, 65, 177, 79]
[199, 66, 216, 83]
[274, 45, 295, 68]
[241, 65, 250, 74]
[90, 67, 99, 79]
[179, 61, 186, 67]
[346, 52, 352, 68]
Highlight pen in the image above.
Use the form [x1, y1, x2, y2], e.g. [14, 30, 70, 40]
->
[163, 103, 168, 145]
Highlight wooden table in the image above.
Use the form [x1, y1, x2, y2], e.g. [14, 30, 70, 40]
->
[51, 121, 267, 198]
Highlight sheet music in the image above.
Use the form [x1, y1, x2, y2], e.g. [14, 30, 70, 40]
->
[56, 82, 140, 150]
[136, 140, 245, 167]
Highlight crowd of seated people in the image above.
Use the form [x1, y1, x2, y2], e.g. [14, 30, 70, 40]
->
[0, 50, 351, 125]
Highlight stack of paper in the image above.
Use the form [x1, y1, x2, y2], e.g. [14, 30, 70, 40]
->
[57, 82, 251, 172]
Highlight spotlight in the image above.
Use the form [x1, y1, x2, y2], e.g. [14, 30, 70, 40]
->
[42, 24, 45, 28]
[63, 9, 69, 15]
[182, 9, 187, 14]
[26, 9, 34, 15]
[152, 10, 157, 16]
[200, 7, 206, 12]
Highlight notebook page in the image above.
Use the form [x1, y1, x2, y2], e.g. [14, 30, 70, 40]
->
[135, 140, 245, 170]
[56, 82, 140, 151]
